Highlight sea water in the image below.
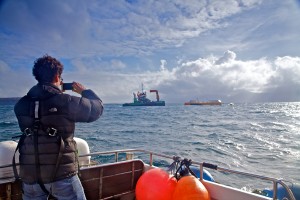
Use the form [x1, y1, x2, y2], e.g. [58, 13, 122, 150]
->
[0, 98, 299, 191]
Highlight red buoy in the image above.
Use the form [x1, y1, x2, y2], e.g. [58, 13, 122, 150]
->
[135, 168, 177, 200]
[173, 175, 210, 200]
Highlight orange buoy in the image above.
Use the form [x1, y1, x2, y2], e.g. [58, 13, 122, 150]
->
[135, 168, 177, 200]
[173, 175, 210, 200]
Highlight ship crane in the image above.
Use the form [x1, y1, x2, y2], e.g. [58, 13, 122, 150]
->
[150, 90, 160, 102]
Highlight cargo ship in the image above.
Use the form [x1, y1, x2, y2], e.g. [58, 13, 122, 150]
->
[123, 85, 165, 106]
[184, 99, 222, 106]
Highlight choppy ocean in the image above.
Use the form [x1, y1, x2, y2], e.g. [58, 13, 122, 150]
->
[0, 98, 299, 191]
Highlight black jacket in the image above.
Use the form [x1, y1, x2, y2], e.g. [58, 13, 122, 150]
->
[14, 83, 103, 184]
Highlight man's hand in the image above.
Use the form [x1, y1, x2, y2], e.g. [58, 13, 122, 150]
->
[72, 82, 86, 95]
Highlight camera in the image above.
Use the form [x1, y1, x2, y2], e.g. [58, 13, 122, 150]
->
[62, 83, 73, 90]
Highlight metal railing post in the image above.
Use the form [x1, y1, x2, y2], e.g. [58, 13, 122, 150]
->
[149, 153, 153, 166]
[200, 164, 204, 180]
[115, 152, 118, 162]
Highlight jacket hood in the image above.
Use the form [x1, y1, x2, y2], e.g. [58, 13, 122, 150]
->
[27, 83, 62, 100]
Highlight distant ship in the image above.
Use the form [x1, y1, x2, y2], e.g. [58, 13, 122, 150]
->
[184, 99, 222, 106]
[123, 85, 165, 106]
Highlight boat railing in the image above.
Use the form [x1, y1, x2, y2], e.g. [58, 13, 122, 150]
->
[79, 149, 296, 200]
[0, 149, 296, 200]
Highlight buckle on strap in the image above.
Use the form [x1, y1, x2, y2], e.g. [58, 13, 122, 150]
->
[24, 128, 33, 136]
[47, 127, 57, 136]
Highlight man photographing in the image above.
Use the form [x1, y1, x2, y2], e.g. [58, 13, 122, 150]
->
[14, 55, 103, 199]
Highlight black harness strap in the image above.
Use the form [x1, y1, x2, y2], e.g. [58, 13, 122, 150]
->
[32, 101, 51, 196]
[50, 136, 65, 182]
[75, 148, 81, 178]
[12, 134, 26, 180]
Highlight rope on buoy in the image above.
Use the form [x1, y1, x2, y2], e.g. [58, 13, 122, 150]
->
[168, 157, 198, 180]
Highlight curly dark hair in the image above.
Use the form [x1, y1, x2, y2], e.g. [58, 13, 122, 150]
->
[32, 55, 64, 83]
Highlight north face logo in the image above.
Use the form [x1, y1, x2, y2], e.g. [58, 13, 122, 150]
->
[49, 107, 58, 112]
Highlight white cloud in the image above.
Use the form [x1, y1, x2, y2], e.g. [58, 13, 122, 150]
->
[160, 60, 167, 71]
[0, 0, 264, 60]
[64, 51, 300, 103]
[1, 51, 300, 103]
[215, 50, 236, 64]
[274, 56, 300, 83]
[144, 51, 300, 103]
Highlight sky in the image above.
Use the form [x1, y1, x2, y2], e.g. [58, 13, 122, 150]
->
[1, 0, 300, 103]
